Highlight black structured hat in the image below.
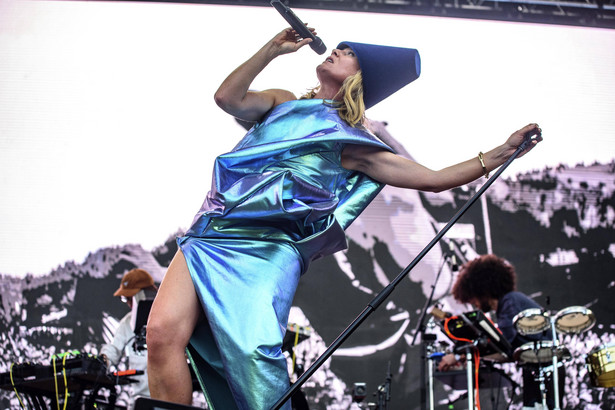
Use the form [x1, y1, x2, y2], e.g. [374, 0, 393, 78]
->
[337, 41, 421, 109]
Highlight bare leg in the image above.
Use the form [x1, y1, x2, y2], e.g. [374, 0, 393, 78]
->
[147, 250, 201, 404]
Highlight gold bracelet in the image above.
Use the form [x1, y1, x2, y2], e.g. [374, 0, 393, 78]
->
[478, 152, 489, 179]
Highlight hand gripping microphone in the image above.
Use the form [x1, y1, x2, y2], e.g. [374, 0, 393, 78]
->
[270, 0, 327, 55]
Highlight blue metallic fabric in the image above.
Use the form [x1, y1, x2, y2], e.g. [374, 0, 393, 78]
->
[177, 99, 392, 409]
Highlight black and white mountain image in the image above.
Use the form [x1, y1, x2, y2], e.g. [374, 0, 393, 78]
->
[1, 160, 614, 409]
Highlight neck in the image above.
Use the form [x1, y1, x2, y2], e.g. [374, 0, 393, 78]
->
[314, 82, 341, 101]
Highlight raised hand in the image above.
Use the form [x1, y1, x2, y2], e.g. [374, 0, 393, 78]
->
[504, 123, 543, 159]
[269, 27, 317, 56]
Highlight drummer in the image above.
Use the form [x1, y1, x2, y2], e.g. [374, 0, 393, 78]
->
[437, 254, 565, 409]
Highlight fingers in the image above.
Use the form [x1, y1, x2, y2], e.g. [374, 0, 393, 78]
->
[273, 27, 316, 55]
[290, 26, 316, 42]
[519, 122, 541, 136]
[282, 24, 316, 40]
[530, 123, 542, 139]
[516, 123, 543, 147]
[525, 123, 543, 145]
[510, 123, 543, 159]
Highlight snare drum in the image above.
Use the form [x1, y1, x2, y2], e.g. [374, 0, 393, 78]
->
[513, 340, 571, 365]
[554, 306, 596, 334]
[586, 343, 615, 388]
[513, 308, 550, 336]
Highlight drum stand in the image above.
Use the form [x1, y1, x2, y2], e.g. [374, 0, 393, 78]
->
[535, 368, 549, 409]
[549, 316, 561, 410]
[525, 315, 562, 410]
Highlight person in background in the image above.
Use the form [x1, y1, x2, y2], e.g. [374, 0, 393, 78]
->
[100, 268, 158, 401]
[438, 254, 564, 409]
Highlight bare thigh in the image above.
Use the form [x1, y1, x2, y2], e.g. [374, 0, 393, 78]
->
[148, 250, 202, 348]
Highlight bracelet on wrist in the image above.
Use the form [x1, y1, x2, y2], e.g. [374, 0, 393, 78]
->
[478, 152, 489, 179]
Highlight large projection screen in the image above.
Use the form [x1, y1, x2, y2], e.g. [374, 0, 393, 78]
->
[1, 1, 614, 409]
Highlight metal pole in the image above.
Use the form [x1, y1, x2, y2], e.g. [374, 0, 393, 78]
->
[551, 317, 561, 410]
[427, 355, 435, 410]
[466, 349, 474, 410]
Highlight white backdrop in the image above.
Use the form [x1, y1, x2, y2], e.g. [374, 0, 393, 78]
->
[1, 0, 615, 277]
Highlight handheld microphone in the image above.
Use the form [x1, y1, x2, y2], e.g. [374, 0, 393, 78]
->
[270, 0, 327, 55]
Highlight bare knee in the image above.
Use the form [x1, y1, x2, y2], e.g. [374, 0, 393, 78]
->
[147, 313, 188, 363]
[146, 250, 201, 363]
[146, 318, 171, 359]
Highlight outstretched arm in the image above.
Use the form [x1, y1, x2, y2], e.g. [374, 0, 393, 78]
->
[341, 123, 542, 192]
[214, 28, 315, 122]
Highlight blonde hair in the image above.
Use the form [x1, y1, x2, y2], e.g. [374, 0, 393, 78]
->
[301, 71, 366, 127]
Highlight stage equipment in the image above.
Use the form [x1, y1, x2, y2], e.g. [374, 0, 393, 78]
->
[411, 247, 453, 410]
[434, 364, 515, 390]
[441, 311, 512, 410]
[270, 0, 327, 54]
[553, 305, 596, 334]
[351, 382, 367, 403]
[513, 308, 551, 336]
[586, 343, 615, 388]
[513, 339, 570, 410]
[270, 130, 542, 409]
[434, 361, 518, 410]
[513, 341, 571, 365]
[0, 354, 138, 410]
[514, 304, 594, 410]
[545, 311, 563, 410]
[283, 323, 312, 354]
[512, 304, 596, 409]
[375, 362, 393, 410]
[349, 364, 393, 410]
[283, 323, 312, 409]
[130, 288, 156, 352]
[410, 231, 458, 410]
[444, 311, 513, 358]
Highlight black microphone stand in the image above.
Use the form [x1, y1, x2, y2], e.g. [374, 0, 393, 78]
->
[270, 135, 538, 410]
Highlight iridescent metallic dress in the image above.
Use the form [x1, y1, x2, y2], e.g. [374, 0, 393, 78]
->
[177, 99, 391, 409]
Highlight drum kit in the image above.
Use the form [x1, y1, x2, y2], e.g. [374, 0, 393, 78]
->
[511, 305, 607, 410]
